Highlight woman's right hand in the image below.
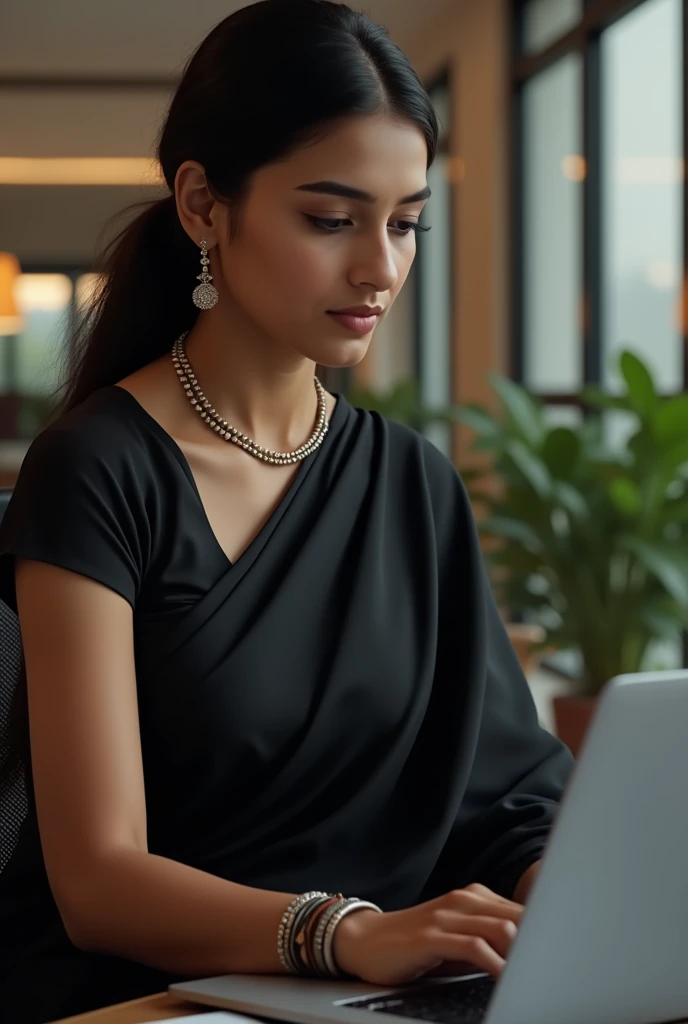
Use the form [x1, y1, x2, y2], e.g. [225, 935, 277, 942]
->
[332, 883, 523, 986]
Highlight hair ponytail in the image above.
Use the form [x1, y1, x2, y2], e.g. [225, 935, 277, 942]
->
[60, 194, 199, 414]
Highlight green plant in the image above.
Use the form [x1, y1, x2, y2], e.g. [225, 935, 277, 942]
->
[455, 351, 688, 696]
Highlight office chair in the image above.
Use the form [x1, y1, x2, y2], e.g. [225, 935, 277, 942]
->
[0, 488, 27, 873]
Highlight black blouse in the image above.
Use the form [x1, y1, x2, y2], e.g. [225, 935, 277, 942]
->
[0, 386, 572, 1023]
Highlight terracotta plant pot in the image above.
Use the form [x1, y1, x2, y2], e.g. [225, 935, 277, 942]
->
[552, 695, 598, 758]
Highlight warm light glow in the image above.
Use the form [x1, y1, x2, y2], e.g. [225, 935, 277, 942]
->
[15, 274, 73, 311]
[561, 155, 587, 181]
[75, 272, 106, 310]
[645, 260, 679, 291]
[0, 251, 23, 335]
[616, 157, 684, 184]
[0, 157, 164, 186]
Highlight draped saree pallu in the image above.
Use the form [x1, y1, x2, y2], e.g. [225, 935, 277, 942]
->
[132, 397, 573, 907]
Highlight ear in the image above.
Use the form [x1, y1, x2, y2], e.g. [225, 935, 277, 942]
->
[174, 160, 219, 248]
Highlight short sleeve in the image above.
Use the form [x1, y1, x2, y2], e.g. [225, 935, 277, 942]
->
[0, 425, 146, 612]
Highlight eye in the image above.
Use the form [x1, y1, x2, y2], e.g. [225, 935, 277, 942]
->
[393, 220, 432, 235]
[305, 215, 432, 235]
[305, 216, 351, 231]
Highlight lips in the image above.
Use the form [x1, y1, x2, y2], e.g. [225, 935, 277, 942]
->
[326, 304, 384, 336]
[329, 305, 384, 317]
[326, 308, 382, 335]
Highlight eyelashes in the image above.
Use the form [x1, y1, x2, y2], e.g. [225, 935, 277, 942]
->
[305, 215, 432, 235]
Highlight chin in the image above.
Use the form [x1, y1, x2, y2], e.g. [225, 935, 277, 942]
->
[309, 339, 372, 369]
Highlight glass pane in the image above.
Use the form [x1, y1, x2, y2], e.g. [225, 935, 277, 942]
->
[601, 0, 683, 393]
[542, 403, 584, 429]
[523, 0, 582, 54]
[418, 152, 452, 456]
[14, 274, 72, 396]
[522, 54, 583, 393]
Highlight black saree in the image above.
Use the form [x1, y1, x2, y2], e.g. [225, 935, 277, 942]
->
[0, 387, 573, 1021]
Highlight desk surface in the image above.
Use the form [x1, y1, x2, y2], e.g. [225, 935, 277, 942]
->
[56, 991, 209, 1023]
[54, 989, 688, 1024]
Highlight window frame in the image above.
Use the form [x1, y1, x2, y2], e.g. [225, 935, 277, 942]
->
[414, 66, 456, 456]
[511, 0, 688, 670]
[510, 0, 688, 403]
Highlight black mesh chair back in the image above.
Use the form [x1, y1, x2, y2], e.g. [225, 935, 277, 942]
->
[0, 488, 27, 873]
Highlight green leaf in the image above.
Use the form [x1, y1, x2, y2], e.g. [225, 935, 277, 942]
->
[453, 405, 503, 440]
[660, 438, 688, 477]
[621, 536, 688, 609]
[489, 374, 544, 448]
[641, 604, 685, 640]
[581, 387, 633, 412]
[620, 351, 657, 417]
[542, 427, 580, 478]
[552, 481, 589, 520]
[480, 515, 543, 551]
[505, 439, 552, 499]
[653, 395, 688, 447]
[607, 478, 642, 516]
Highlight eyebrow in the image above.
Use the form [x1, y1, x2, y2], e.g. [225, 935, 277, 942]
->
[294, 180, 431, 205]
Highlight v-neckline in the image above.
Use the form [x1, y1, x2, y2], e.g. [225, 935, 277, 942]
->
[105, 384, 345, 573]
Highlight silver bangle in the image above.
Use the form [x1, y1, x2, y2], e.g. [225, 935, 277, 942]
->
[323, 900, 383, 978]
[313, 897, 359, 976]
[288, 894, 335, 976]
[277, 892, 327, 973]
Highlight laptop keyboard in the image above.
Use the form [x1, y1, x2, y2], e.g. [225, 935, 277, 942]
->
[344, 975, 497, 1024]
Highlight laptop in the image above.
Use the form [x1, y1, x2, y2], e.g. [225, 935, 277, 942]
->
[171, 670, 688, 1024]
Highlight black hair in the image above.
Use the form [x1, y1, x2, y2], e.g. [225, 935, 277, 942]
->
[61, 0, 439, 411]
[1, 0, 438, 780]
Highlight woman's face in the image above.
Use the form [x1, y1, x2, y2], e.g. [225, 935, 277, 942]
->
[213, 113, 430, 369]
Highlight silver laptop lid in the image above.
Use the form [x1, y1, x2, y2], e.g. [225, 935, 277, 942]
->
[486, 670, 688, 1024]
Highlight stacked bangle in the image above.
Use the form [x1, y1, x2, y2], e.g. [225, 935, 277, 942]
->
[278, 891, 382, 978]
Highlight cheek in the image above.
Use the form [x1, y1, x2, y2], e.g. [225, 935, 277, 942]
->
[235, 224, 337, 305]
[394, 244, 416, 294]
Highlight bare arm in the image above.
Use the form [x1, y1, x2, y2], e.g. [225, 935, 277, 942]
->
[17, 559, 293, 977]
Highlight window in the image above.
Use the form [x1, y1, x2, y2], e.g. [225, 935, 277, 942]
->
[513, 0, 685, 400]
[513, 0, 686, 671]
[601, 0, 683, 392]
[522, 53, 584, 392]
[416, 74, 454, 457]
[0, 268, 99, 439]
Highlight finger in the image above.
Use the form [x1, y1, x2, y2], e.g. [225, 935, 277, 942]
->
[461, 883, 522, 909]
[443, 890, 524, 925]
[425, 959, 491, 978]
[431, 912, 518, 958]
[421, 931, 505, 979]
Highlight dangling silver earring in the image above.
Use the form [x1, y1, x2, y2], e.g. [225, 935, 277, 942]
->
[192, 238, 219, 310]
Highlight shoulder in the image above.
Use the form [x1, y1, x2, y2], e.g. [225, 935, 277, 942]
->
[19, 388, 159, 490]
[345, 403, 474, 535]
[3, 388, 162, 560]
[0, 390, 160, 610]
[348, 402, 468, 491]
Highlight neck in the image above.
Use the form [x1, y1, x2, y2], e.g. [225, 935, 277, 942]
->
[182, 303, 322, 453]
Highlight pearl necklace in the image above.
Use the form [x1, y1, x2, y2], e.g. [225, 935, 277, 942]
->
[171, 332, 329, 466]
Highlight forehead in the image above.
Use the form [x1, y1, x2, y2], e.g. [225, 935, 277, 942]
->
[257, 114, 429, 200]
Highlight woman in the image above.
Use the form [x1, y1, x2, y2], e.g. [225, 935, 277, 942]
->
[0, 2, 573, 1021]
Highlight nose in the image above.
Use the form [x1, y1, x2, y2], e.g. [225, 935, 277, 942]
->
[348, 230, 399, 295]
